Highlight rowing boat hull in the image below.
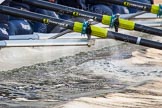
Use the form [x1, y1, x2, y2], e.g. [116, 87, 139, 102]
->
[0, 32, 125, 71]
[0, 13, 161, 71]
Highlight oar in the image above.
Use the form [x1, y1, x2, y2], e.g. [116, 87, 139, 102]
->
[91, 0, 162, 16]
[13, 0, 162, 37]
[0, 5, 162, 50]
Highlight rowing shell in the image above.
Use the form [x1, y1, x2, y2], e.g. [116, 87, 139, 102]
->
[0, 32, 126, 71]
[0, 13, 161, 71]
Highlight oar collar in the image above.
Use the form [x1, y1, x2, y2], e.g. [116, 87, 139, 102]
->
[157, 4, 162, 17]
[81, 21, 92, 40]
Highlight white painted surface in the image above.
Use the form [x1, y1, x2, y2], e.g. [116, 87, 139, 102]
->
[0, 0, 5, 4]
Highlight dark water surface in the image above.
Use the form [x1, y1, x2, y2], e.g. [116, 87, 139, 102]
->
[0, 44, 161, 108]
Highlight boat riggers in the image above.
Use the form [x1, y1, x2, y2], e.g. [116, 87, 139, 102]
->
[12, 0, 162, 37]
[90, 0, 162, 17]
[0, 5, 162, 50]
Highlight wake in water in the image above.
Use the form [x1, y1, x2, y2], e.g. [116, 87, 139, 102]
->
[0, 43, 162, 108]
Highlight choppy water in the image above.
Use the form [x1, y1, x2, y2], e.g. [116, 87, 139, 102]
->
[0, 44, 162, 108]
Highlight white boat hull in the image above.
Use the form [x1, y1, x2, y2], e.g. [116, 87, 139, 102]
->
[0, 37, 122, 71]
[0, 13, 160, 71]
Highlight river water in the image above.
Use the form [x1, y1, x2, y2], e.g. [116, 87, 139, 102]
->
[0, 43, 162, 108]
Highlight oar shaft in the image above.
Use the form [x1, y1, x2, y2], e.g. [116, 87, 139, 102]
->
[134, 24, 162, 36]
[92, 0, 159, 14]
[13, 0, 103, 21]
[100, 0, 151, 11]
[0, 5, 74, 29]
[0, 5, 162, 50]
[108, 31, 162, 50]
